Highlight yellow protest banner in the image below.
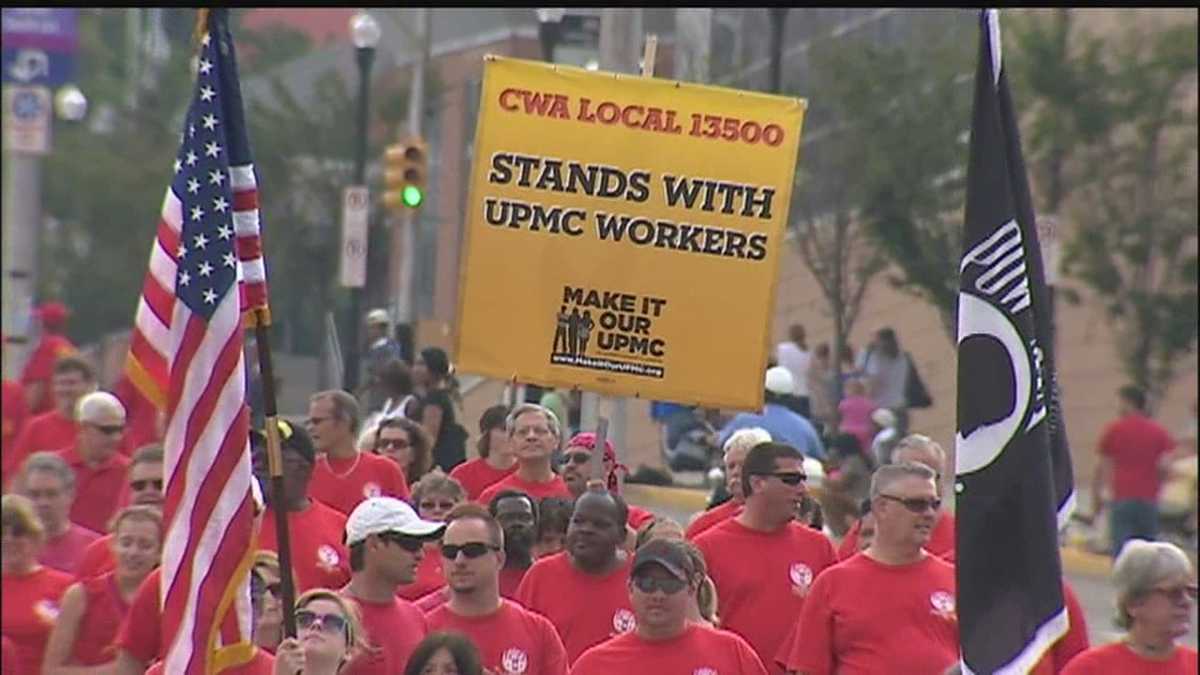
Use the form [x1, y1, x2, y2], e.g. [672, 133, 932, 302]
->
[454, 56, 807, 410]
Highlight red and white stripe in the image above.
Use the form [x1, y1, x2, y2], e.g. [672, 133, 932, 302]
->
[231, 165, 268, 319]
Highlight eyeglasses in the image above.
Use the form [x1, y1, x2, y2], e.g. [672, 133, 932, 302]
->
[378, 437, 411, 450]
[379, 531, 426, 552]
[879, 495, 942, 513]
[514, 426, 552, 438]
[420, 500, 457, 512]
[89, 423, 125, 435]
[1149, 584, 1199, 604]
[632, 575, 688, 595]
[755, 472, 807, 486]
[295, 609, 348, 634]
[307, 416, 330, 427]
[130, 479, 164, 492]
[441, 541, 500, 559]
[562, 452, 591, 465]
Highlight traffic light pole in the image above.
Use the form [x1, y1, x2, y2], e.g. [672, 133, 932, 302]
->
[345, 44, 375, 392]
[394, 7, 430, 362]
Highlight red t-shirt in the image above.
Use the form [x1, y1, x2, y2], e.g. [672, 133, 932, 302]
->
[1, 566, 75, 674]
[499, 565, 528, 599]
[427, 599, 569, 675]
[40, 523, 101, 573]
[75, 533, 117, 579]
[1099, 413, 1175, 500]
[1, 636, 17, 675]
[60, 446, 131, 534]
[2, 379, 29, 475]
[684, 498, 742, 540]
[70, 572, 131, 665]
[9, 409, 78, 479]
[478, 472, 573, 506]
[145, 648, 275, 675]
[309, 452, 411, 516]
[414, 587, 449, 613]
[259, 500, 351, 592]
[626, 505, 655, 529]
[450, 457, 517, 501]
[781, 553, 958, 675]
[21, 334, 77, 414]
[515, 552, 635, 663]
[694, 518, 838, 674]
[571, 624, 768, 675]
[1061, 642, 1197, 675]
[397, 547, 445, 601]
[341, 592, 428, 675]
[116, 568, 162, 663]
[838, 510, 956, 561]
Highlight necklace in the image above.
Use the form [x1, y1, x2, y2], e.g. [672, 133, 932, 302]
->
[322, 452, 361, 479]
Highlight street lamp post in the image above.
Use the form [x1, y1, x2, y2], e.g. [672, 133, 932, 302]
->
[536, 8, 566, 62]
[344, 11, 381, 393]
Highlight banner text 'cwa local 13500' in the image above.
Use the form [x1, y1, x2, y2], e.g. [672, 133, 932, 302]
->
[455, 56, 807, 411]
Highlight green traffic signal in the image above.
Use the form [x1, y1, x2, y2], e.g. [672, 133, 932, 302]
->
[402, 184, 423, 208]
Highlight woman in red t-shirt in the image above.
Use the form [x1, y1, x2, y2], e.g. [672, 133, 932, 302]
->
[43, 505, 163, 672]
[368, 416, 434, 490]
[1063, 539, 1197, 675]
[449, 405, 516, 500]
[1, 493, 75, 675]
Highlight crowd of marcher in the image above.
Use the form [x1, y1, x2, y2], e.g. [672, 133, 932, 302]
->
[1, 307, 1196, 674]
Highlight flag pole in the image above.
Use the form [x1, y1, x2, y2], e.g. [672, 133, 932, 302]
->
[253, 309, 299, 638]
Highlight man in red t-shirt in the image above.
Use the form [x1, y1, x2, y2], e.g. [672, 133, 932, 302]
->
[7, 355, 95, 484]
[15, 451, 100, 573]
[1093, 385, 1175, 556]
[478, 404, 572, 505]
[685, 427, 771, 540]
[571, 538, 767, 675]
[560, 431, 654, 529]
[59, 392, 131, 534]
[21, 302, 78, 415]
[252, 422, 352, 591]
[781, 461, 958, 675]
[487, 489, 539, 598]
[836, 433, 956, 560]
[694, 441, 838, 674]
[307, 390, 411, 515]
[516, 489, 636, 663]
[427, 503, 569, 674]
[75, 445, 165, 579]
[340, 496, 443, 674]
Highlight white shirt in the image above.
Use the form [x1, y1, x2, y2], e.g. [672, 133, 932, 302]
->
[776, 341, 811, 397]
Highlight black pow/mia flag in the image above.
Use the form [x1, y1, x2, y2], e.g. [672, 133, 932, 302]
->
[956, 9, 1076, 674]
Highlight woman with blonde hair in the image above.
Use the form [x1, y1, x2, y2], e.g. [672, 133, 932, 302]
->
[253, 550, 285, 653]
[1062, 539, 1196, 673]
[273, 588, 366, 675]
[43, 505, 163, 673]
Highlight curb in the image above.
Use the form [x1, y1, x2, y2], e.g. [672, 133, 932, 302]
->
[625, 483, 1115, 579]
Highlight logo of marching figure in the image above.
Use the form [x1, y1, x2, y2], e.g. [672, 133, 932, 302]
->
[551, 305, 595, 357]
[549, 285, 669, 380]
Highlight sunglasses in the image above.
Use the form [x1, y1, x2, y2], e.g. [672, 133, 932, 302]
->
[90, 423, 125, 435]
[378, 437, 411, 450]
[562, 452, 592, 465]
[1150, 584, 1199, 604]
[879, 495, 942, 513]
[420, 500, 457, 512]
[295, 609, 348, 634]
[754, 471, 806, 486]
[130, 479, 164, 492]
[442, 542, 500, 560]
[632, 575, 688, 595]
[379, 532, 426, 552]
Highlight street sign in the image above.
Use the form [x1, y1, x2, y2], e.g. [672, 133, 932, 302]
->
[339, 185, 369, 288]
[3, 86, 52, 155]
[1, 8, 78, 88]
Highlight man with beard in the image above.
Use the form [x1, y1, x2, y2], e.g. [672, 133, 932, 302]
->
[516, 489, 635, 663]
[559, 432, 653, 529]
[478, 404, 572, 505]
[426, 503, 568, 674]
[341, 496, 444, 675]
[780, 462, 957, 675]
[694, 442, 837, 674]
[686, 427, 771, 540]
[571, 538, 767, 675]
[488, 490, 539, 597]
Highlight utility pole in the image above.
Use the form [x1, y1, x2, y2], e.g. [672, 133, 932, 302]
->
[394, 7, 430, 363]
[674, 8, 712, 84]
[1, 153, 42, 379]
[767, 8, 789, 93]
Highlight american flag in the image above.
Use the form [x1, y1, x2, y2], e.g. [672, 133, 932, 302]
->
[125, 9, 267, 674]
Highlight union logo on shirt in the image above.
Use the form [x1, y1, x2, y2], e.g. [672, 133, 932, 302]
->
[34, 599, 60, 624]
[317, 544, 341, 570]
[788, 562, 814, 596]
[501, 647, 528, 674]
[362, 482, 382, 499]
[694, 668, 719, 675]
[929, 590, 956, 621]
[612, 608, 636, 635]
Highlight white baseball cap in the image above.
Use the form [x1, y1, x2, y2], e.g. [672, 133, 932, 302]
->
[765, 366, 795, 396]
[365, 309, 390, 325]
[345, 497, 445, 546]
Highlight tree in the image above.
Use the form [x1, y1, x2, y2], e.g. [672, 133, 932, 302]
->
[1011, 12, 1198, 408]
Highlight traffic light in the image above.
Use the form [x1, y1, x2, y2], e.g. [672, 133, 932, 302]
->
[384, 136, 427, 211]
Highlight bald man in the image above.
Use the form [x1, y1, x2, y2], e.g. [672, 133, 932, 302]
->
[58, 392, 130, 533]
